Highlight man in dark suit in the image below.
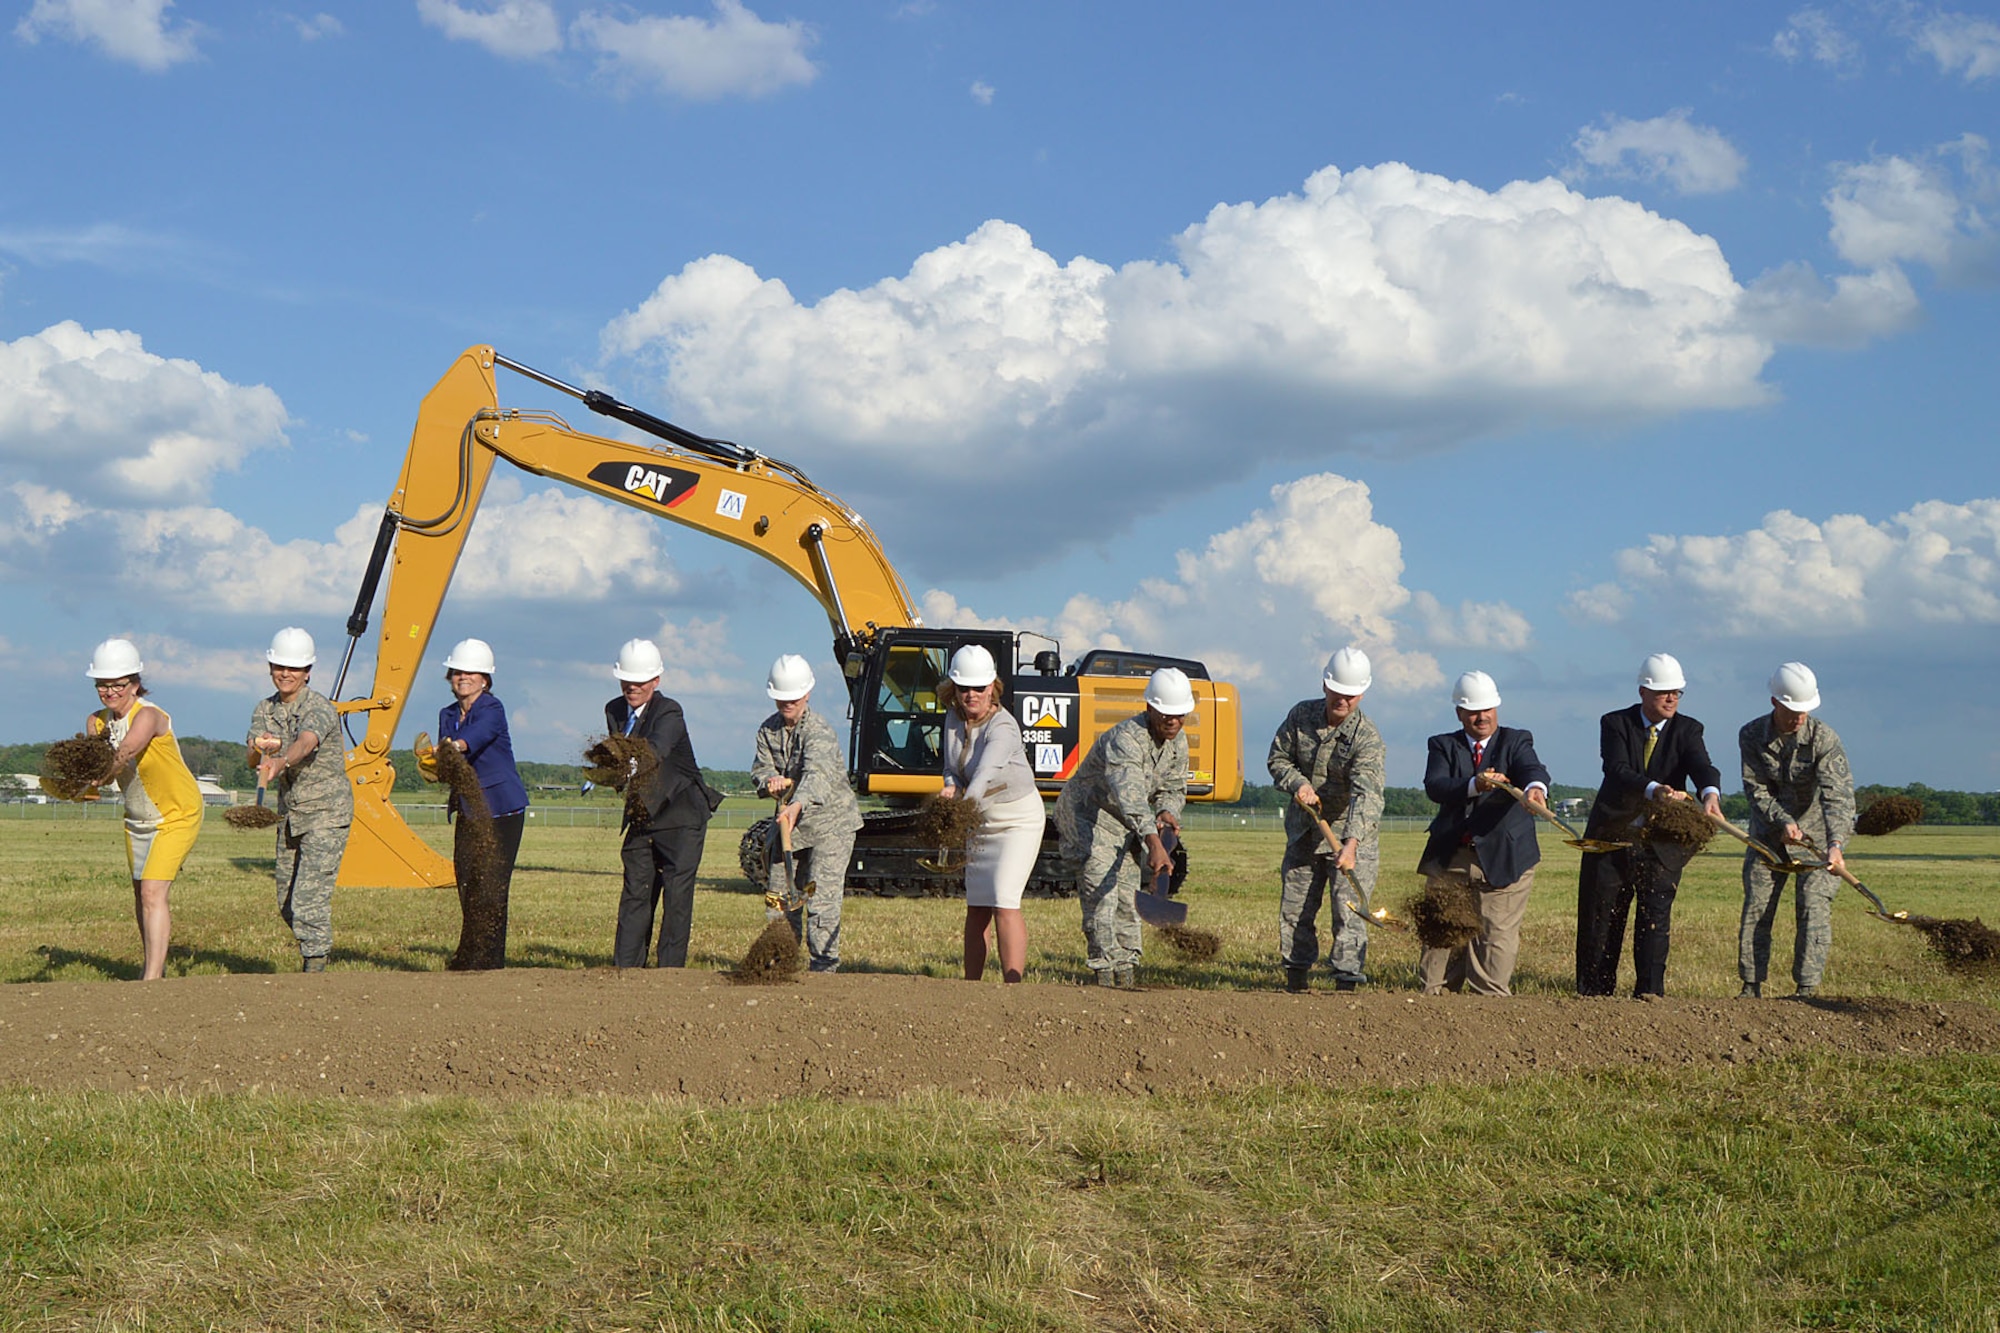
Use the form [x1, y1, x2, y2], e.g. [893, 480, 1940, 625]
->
[1575, 653, 1723, 998]
[607, 638, 714, 968]
[1417, 670, 1552, 995]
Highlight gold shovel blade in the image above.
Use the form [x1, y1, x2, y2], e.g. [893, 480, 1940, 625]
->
[1566, 837, 1633, 853]
[1343, 899, 1410, 932]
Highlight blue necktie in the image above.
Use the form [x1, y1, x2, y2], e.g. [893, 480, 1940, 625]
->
[624, 707, 639, 737]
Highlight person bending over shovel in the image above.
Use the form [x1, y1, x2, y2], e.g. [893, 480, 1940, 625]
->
[1736, 662, 1854, 1000]
[1053, 667, 1191, 989]
[750, 655, 863, 973]
[1416, 671, 1550, 996]
[1268, 646, 1386, 994]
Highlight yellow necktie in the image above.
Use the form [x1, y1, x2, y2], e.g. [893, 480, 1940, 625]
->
[1643, 725, 1658, 769]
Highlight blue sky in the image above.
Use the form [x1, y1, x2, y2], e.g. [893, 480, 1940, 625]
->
[2, 0, 1997, 791]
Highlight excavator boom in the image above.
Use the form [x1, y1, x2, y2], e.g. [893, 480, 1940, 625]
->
[335, 347, 921, 889]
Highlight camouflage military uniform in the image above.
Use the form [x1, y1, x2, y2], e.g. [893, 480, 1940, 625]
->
[1268, 699, 1386, 986]
[751, 707, 863, 971]
[1053, 714, 1187, 977]
[1738, 713, 1855, 991]
[248, 688, 352, 965]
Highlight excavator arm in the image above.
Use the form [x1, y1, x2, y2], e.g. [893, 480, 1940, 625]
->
[336, 346, 922, 889]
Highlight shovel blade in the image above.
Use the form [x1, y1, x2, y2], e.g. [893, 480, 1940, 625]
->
[1136, 890, 1188, 926]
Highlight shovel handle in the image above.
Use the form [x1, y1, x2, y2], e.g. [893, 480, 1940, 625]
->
[1693, 807, 1791, 867]
[1790, 833, 1893, 916]
[1488, 779, 1588, 842]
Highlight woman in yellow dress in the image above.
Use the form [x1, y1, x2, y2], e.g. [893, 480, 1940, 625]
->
[84, 639, 204, 981]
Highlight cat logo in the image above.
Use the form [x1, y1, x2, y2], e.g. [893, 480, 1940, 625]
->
[587, 460, 698, 509]
[1018, 695, 1072, 730]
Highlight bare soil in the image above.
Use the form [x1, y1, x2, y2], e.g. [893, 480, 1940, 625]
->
[2, 971, 1995, 1102]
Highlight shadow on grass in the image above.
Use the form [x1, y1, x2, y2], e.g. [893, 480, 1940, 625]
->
[511, 864, 621, 877]
[26, 943, 283, 982]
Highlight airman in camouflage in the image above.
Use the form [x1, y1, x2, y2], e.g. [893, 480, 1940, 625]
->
[247, 629, 352, 972]
[751, 656, 864, 972]
[1268, 647, 1386, 992]
[1053, 668, 1192, 987]
[1737, 662, 1855, 999]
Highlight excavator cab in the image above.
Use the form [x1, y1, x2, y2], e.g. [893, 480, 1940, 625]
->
[846, 627, 1014, 796]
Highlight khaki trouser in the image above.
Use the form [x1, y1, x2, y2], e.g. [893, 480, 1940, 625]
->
[1417, 846, 1536, 996]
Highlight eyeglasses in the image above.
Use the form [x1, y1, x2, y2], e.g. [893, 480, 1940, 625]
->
[94, 678, 136, 693]
[270, 666, 308, 676]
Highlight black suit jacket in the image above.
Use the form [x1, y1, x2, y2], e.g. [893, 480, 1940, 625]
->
[1418, 725, 1551, 888]
[1581, 705, 1721, 842]
[605, 695, 712, 831]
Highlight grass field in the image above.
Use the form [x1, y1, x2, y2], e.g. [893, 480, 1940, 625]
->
[2, 817, 1997, 1330]
[1, 811, 1994, 999]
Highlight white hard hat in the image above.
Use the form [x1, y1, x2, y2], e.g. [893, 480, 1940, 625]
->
[266, 627, 317, 669]
[1637, 652, 1686, 692]
[1769, 661, 1821, 712]
[1452, 670, 1501, 711]
[948, 644, 998, 688]
[614, 638, 665, 683]
[84, 638, 143, 679]
[1145, 666, 1197, 716]
[1322, 646, 1372, 695]
[443, 638, 496, 675]
[766, 653, 816, 700]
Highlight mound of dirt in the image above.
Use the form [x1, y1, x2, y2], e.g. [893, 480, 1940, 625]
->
[2, 972, 1994, 1103]
[1644, 798, 1717, 850]
[729, 919, 803, 984]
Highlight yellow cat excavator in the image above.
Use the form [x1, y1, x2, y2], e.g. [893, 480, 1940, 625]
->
[330, 347, 1242, 893]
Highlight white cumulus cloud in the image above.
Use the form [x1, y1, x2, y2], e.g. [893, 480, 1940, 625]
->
[924, 473, 1474, 727]
[15, 0, 199, 70]
[970, 79, 994, 105]
[1826, 137, 1998, 281]
[1571, 110, 1748, 195]
[1910, 7, 2000, 81]
[0, 478, 683, 613]
[1572, 500, 2000, 637]
[571, 0, 817, 99]
[604, 162, 1781, 554]
[1772, 7, 1862, 72]
[0, 323, 289, 505]
[416, 0, 562, 60]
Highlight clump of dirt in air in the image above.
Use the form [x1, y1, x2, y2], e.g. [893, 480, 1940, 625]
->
[584, 735, 659, 826]
[40, 734, 116, 802]
[1897, 915, 2000, 973]
[1155, 923, 1222, 961]
[435, 742, 497, 876]
[1856, 796, 1925, 837]
[914, 793, 986, 852]
[1405, 879, 1483, 950]
[729, 918, 803, 984]
[223, 805, 282, 830]
[1644, 798, 1718, 850]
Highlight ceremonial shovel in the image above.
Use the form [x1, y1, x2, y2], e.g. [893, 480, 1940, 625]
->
[1308, 807, 1409, 932]
[1690, 808, 1907, 921]
[765, 801, 814, 914]
[1489, 779, 1631, 852]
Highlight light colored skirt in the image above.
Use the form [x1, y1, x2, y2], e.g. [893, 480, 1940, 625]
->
[964, 791, 1045, 909]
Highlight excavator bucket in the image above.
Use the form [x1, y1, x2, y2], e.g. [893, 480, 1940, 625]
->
[338, 761, 453, 890]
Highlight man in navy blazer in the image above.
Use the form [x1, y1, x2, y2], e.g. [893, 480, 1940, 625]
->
[606, 637, 715, 968]
[1575, 653, 1723, 998]
[1417, 670, 1551, 995]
